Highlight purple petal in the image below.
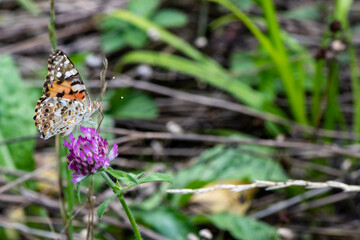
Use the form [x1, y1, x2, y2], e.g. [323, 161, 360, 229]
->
[83, 145, 93, 157]
[69, 132, 75, 141]
[87, 155, 94, 165]
[71, 174, 86, 183]
[94, 162, 101, 170]
[63, 139, 71, 150]
[108, 143, 118, 161]
[93, 153, 101, 163]
[103, 158, 110, 168]
[87, 144, 98, 155]
[79, 151, 86, 161]
[81, 127, 98, 139]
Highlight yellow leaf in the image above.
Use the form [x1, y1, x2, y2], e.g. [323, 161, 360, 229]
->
[188, 180, 256, 215]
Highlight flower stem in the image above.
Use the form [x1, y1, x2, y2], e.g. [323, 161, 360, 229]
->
[56, 135, 70, 239]
[100, 171, 142, 240]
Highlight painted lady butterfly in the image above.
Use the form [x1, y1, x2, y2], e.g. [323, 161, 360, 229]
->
[34, 49, 101, 139]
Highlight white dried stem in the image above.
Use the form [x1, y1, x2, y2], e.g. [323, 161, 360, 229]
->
[166, 180, 360, 194]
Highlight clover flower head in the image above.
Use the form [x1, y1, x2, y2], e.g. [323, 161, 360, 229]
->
[64, 127, 118, 183]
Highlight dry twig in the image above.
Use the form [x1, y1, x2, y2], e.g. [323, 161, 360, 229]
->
[167, 180, 360, 195]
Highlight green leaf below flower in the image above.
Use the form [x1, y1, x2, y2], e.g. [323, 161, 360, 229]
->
[106, 168, 138, 184]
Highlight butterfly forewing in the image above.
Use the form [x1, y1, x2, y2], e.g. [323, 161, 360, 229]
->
[34, 49, 100, 139]
[44, 50, 90, 106]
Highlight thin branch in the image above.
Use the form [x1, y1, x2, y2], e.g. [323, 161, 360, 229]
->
[0, 166, 57, 184]
[0, 134, 39, 146]
[0, 162, 56, 194]
[0, 217, 67, 239]
[167, 179, 360, 194]
[167, 168, 360, 219]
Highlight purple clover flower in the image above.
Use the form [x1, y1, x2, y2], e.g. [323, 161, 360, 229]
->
[64, 126, 118, 183]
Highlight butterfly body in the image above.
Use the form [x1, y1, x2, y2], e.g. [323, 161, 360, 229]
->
[34, 49, 100, 139]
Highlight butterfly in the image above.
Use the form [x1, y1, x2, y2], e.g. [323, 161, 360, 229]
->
[34, 49, 101, 140]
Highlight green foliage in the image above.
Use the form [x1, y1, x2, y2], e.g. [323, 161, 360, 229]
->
[136, 207, 196, 240]
[106, 89, 158, 119]
[174, 145, 287, 190]
[231, 0, 254, 11]
[171, 144, 287, 207]
[106, 168, 138, 184]
[128, 0, 160, 18]
[97, 190, 121, 219]
[124, 26, 148, 48]
[118, 51, 265, 108]
[137, 172, 173, 184]
[0, 54, 36, 171]
[152, 9, 188, 27]
[110, 10, 204, 60]
[99, 0, 188, 53]
[282, 5, 320, 20]
[97, 169, 173, 219]
[210, 213, 279, 240]
[106, 168, 173, 186]
[100, 30, 127, 53]
[16, 0, 40, 16]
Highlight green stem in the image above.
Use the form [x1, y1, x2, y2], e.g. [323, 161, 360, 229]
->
[48, 0, 57, 50]
[56, 135, 69, 239]
[100, 172, 142, 240]
[66, 162, 74, 239]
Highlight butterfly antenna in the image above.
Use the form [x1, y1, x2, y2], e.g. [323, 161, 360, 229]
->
[97, 57, 109, 131]
[99, 58, 108, 102]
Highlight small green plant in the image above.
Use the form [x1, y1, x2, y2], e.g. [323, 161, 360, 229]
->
[98, 0, 188, 53]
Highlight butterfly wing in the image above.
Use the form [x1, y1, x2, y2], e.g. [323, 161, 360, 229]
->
[43, 49, 91, 106]
[34, 49, 93, 139]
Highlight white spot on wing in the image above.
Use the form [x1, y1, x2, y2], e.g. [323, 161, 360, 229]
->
[56, 72, 62, 78]
[72, 84, 84, 92]
[53, 56, 63, 65]
[64, 69, 77, 78]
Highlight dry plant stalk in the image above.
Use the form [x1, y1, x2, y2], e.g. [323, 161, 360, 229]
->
[87, 56, 109, 239]
[167, 179, 360, 194]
